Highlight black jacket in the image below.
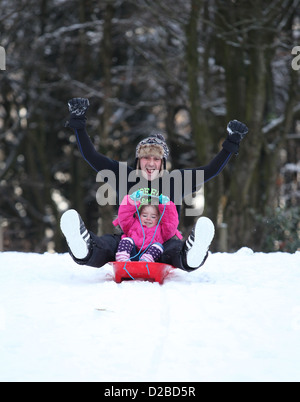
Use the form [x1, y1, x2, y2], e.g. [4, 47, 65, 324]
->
[72, 124, 234, 219]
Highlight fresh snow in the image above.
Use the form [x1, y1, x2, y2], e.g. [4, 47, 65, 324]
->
[0, 249, 300, 382]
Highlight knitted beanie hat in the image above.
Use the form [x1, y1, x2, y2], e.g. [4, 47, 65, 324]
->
[135, 133, 170, 161]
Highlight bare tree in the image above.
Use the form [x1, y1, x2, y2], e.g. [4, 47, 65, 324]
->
[0, 0, 299, 252]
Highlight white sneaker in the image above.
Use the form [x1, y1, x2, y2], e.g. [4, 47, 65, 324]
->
[185, 217, 215, 268]
[60, 209, 91, 259]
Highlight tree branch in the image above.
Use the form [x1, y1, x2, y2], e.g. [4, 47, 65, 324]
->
[262, 103, 300, 135]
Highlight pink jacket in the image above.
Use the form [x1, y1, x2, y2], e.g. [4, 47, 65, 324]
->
[112, 195, 182, 250]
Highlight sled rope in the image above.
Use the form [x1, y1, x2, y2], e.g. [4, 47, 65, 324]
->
[122, 264, 135, 280]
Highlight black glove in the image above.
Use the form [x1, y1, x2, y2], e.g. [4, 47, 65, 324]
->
[65, 98, 90, 129]
[222, 120, 248, 154]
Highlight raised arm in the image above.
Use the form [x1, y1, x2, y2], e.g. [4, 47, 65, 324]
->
[158, 199, 181, 241]
[117, 195, 139, 233]
[182, 120, 248, 195]
[65, 98, 120, 173]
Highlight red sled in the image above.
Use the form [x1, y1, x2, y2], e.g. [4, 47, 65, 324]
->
[109, 261, 175, 284]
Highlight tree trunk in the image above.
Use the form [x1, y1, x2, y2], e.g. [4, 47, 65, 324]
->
[185, 0, 209, 164]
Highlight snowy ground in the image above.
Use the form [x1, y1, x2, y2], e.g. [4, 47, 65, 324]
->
[0, 249, 300, 382]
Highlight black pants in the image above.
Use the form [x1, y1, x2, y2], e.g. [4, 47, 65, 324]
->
[70, 233, 208, 272]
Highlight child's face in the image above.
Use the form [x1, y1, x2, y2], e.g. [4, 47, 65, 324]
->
[140, 205, 159, 228]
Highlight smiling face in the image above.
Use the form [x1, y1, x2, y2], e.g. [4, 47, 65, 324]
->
[139, 155, 162, 181]
[139, 205, 160, 228]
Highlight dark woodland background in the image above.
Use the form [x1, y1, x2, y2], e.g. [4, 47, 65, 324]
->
[0, 0, 300, 254]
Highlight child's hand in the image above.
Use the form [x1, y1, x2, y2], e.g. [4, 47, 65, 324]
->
[130, 190, 144, 201]
[159, 194, 170, 204]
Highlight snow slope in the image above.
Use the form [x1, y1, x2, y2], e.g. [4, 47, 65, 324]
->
[0, 249, 300, 382]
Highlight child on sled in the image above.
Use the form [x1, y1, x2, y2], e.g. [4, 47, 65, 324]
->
[113, 192, 182, 263]
[60, 98, 248, 271]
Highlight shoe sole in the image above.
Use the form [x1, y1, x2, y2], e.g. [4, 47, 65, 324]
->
[60, 209, 89, 259]
[187, 217, 215, 268]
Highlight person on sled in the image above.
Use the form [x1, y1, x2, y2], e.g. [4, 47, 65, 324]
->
[60, 98, 248, 271]
[114, 193, 182, 263]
